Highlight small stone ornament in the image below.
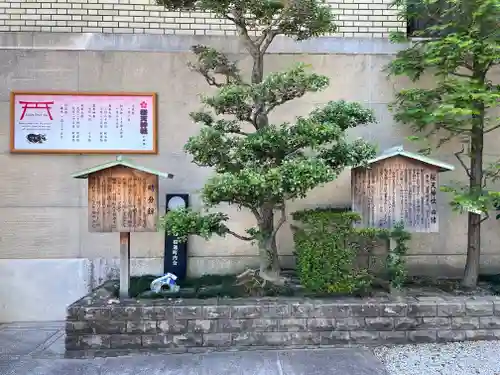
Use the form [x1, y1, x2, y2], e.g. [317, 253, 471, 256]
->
[151, 273, 180, 293]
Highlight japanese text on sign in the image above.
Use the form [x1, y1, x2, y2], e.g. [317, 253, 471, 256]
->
[11, 92, 157, 154]
[88, 167, 158, 232]
[351, 158, 440, 233]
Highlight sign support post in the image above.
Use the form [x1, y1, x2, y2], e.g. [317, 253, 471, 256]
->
[119, 232, 131, 298]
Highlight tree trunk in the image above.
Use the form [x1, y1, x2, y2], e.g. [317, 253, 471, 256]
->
[463, 212, 481, 287]
[462, 97, 485, 288]
[257, 207, 281, 282]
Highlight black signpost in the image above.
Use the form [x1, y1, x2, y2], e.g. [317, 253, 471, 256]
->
[164, 194, 189, 280]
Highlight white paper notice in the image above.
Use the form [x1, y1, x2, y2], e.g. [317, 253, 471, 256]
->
[11, 93, 156, 153]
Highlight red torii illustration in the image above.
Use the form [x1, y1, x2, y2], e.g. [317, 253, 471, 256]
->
[19, 100, 55, 121]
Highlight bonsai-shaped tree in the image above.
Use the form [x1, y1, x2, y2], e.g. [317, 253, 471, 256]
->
[387, 0, 499, 287]
[158, 0, 377, 285]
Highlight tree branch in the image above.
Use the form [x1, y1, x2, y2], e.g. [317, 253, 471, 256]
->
[451, 71, 473, 79]
[226, 229, 254, 241]
[226, 11, 259, 57]
[250, 207, 261, 221]
[484, 123, 500, 134]
[455, 146, 472, 179]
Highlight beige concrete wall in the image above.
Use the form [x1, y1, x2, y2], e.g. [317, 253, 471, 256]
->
[0, 33, 499, 321]
[0, 0, 404, 38]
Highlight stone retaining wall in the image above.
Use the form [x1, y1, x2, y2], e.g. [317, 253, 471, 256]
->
[65, 283, 500, 355]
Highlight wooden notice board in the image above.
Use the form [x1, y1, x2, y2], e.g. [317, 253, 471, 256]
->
[351, 156, 439, 233]
[10, 91, 158, 154]
[87, 166, 159, 232]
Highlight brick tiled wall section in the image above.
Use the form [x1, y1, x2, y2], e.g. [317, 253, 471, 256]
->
[65, 282, 500, 355]
[0, 0, 405, 38]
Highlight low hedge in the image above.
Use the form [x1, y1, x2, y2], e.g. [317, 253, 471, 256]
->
[291, 207, 410, 294]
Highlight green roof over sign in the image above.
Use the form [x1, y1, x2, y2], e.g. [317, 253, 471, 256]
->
[71, 156, 174, 179]
[357, 145, 455, 173]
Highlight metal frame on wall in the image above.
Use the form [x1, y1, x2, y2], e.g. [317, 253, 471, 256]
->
[10, 91, 158, 154]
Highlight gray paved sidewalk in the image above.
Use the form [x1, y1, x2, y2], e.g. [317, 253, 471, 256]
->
[0, 322, 388, 375]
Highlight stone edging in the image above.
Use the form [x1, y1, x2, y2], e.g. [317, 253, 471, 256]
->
[65, 282, 500, 356]
[0, 33, 405, 55]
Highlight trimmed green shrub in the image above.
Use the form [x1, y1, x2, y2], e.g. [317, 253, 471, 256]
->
[292, 208, 384, 295]
[292, 208, 411, 294]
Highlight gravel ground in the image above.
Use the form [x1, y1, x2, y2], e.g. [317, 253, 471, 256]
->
[374, 341, 500, 375]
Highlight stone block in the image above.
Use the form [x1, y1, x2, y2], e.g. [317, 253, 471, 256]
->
[66, 321, 91, 334]
[465, 330, 498, 341]
[465, 301, 493, 316]
[350, 303, 380, 317]
[407, 303, 437, 317]
[204, 305, 231, 319]
[479, 316, 500, 329]
[231, 332, 262, 346]
[260, 303, 289, 318]
[252, 318, 280, 331]
[336, 317, 365, 330]
[437, 302, 466, 317]
[279, 318, 307, 332]
[110, 334, 142, 349]
[217, 319, 246, 333]
[171, 333, 203, 347]
[203, 333, 232, 347]
[318, 303, 352, 318]
[268, 332, 320, 346]
[365, 317, 394, 331]
[394, 317, 421, 330]
[379, 331, 407, 344]
[110, 306, 143, 320]
[419, 317, 451, 330]
[493, 301, 500, 316]
[126, 320, 157, 334]
[218, 318, 278, 333]
[437, 330, 466, 342]
[187, 319, 217, 333]
[286, 332, 321, 346]
[349, 331, 380, 344]
[380, 303, 407, 317]
[157, 319, 188, 334]
[145, 306, 172, 320]
[64, 335, 80, 350]
[79, 334, 111, 349]
[451, 317, 480, 330]
[89, 320, 127, 334]
[407, 330, 437, 343]
[173, 305, 204, 319]
[319, 331, 350, 345]
[289, 303, 315, 318]
[66, 306, 82, 321]
[83, 307, 112, 320]
[231, 331, 318, 346]
[307, 318, 336, 331]
[230, 305, 262, 319]
[141, 334, 170, 348]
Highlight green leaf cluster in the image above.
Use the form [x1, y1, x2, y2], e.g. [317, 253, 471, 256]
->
[155, 0, 336, 40]
[388, 0, 500, 222]
[384, 222, 411, 290]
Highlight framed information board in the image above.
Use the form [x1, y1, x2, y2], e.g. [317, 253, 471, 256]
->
[10, 91, 158, 154]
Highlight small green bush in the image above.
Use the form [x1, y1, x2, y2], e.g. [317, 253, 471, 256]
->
[384, 222, 411, 290]
[292, 208, 412, 294]
[292, 208, 385, 295]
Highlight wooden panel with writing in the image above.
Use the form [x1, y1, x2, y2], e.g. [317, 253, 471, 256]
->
[351, 156, 439, 233]
[87, 166, 159, 232]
